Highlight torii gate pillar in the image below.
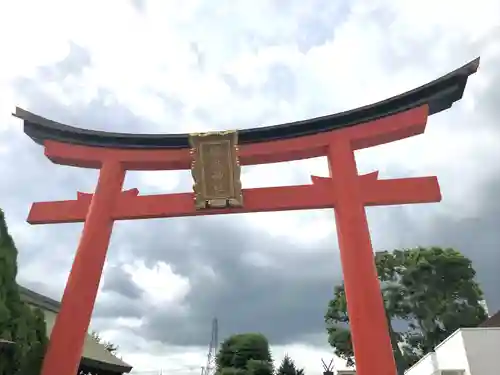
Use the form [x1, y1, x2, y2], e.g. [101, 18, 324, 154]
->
[13, 57, 479, 375]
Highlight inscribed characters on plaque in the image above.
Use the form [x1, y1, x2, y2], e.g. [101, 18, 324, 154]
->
[189, 130, 243, 209]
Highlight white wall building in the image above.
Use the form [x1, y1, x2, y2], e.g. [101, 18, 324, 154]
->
[332, 309, 500, 375]
[405, 327, 500, 375]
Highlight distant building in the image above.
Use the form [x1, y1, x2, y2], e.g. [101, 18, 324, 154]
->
[330, 310, 500, 375]
[0, 339, 15, 351]
[478, 309, 500, 328]
[19, 286, 133, 375]
[404, 327, 500, 375]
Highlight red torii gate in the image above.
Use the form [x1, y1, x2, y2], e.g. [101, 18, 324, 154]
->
[15, 58, 479, 375]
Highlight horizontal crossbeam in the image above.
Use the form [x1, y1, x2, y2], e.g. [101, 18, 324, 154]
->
[27, 172, 440, 224]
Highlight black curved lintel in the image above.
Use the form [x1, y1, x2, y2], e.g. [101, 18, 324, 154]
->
[15, 58, 479, 149]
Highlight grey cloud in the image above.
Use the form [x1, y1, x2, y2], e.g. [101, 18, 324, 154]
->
[3, 1, 500, 354]
[407, 177, 500, 312]
[13, 46, 183, 135]
[102, 266, 144, 300]
[284, 0, 351, 53]
[189, 0, 350, 59]
[36, 42, 92, 82]
[263, 64, 298, 100]
[220, 63, 297, 102]
[100, 215, 342, 347]
[190, 42, 207, 71]
[93, 293, 145, 320]
[262, 0, 351, 52]
[100, 128, 500, 346]
[130, 0, 146, 13]
[98, 164, 500, 348]
[220, 74, 253, 99]
[13, 82, 155, 132]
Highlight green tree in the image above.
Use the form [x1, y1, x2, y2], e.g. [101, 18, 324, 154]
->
[219, 368, 247, 375]
[17, 309, 47, 375]
[246, 359, 273, 375]
[325, 247, 487, 373]
[0, 208, 47, 375]
[276, 354, 304, 375]
[216, 333, 273, 375]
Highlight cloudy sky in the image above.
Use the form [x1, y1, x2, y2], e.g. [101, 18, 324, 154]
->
[1, 0, 500, 374]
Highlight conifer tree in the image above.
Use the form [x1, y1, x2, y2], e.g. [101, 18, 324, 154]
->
[0, 207, 19, 374]
[276, 354, 304, 375]
[0, 209, 47, 375]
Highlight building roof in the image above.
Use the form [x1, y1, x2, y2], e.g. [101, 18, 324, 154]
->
[14, 58, 479, 149]
[479, 310, 500, 328]
[19, 286, 133, 374]
[0, 339, 15, 348]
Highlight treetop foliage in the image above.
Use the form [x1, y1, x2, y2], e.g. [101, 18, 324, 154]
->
[0, 208, 48, 375]
[276, 354, 304, 375]
[216, 333, 273, 374]
[325, 247, 488, 372]
[216, 333, 306, 375]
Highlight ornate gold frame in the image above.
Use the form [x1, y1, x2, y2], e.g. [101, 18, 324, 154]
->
[189, 130, 243, 209]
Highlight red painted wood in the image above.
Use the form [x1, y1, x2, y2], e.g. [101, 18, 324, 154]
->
[42, 106, 428, 170]
[27, 174, 440, 224]
[39, 162, 126, 375]
[37, 105, 435, 375]
[327, 138, 394, 375]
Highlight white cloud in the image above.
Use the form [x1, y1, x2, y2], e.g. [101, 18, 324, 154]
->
[123, 260, 191, 307]
[1, 0, 500, 373]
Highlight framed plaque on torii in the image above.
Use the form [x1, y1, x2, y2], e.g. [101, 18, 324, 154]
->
[14, 57, 479, 375]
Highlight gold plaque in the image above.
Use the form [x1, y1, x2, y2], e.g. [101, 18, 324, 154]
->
[189, 130, 243, 209]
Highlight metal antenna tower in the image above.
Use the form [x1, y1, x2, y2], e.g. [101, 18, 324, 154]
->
[201, 318, 219, 375]
[321, 357, 335, 375]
